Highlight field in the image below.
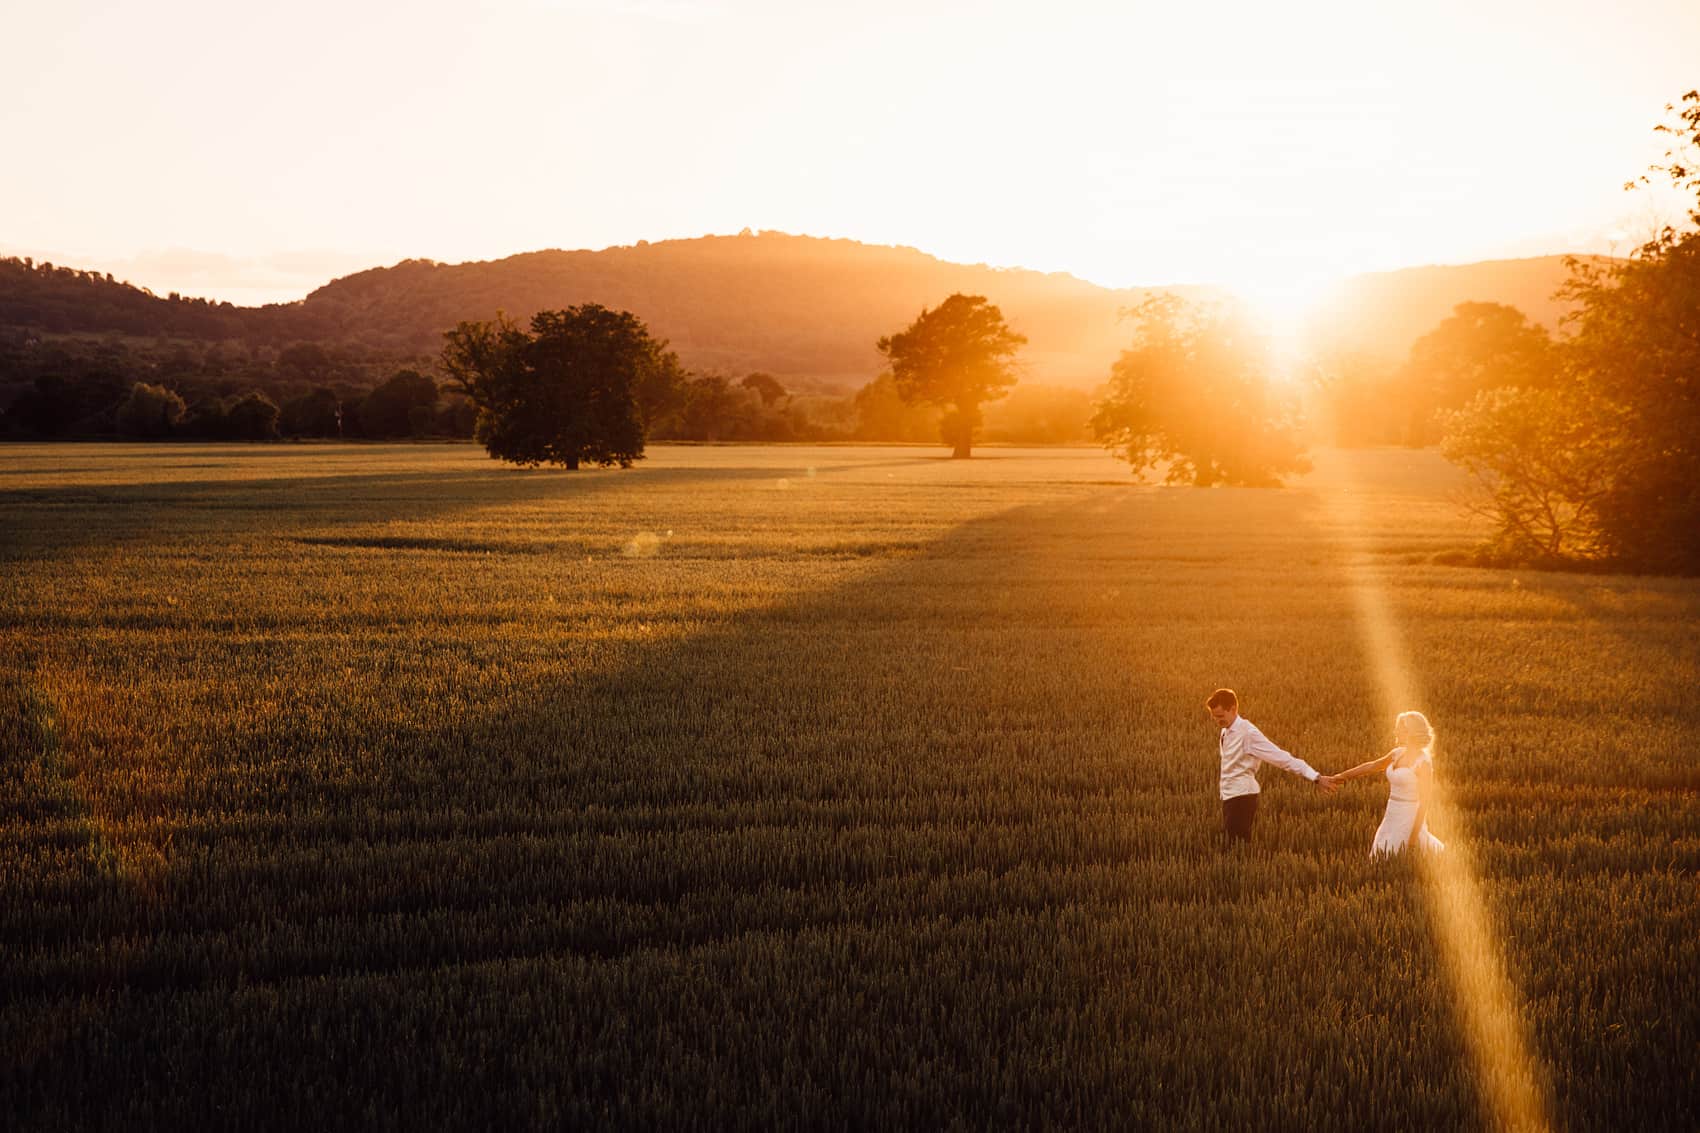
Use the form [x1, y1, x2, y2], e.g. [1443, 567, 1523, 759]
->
[2, 442, 1697, 1131]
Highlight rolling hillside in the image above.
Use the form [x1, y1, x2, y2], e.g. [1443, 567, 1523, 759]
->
[2, 235, 1590, 389]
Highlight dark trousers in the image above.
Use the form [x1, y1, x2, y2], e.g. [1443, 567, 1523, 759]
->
[1222, 793, 1259, 843]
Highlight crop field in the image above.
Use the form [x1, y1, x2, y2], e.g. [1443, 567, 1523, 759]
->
[2, 442, 1697, 1131]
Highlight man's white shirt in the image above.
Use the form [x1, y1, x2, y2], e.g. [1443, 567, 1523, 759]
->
[1219, 715, 1320, 800]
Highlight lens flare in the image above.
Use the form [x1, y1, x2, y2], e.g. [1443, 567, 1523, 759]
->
[1320, 449, 1552, 1132]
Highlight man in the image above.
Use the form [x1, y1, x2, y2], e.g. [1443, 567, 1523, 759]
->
[1206, 688, 1334, 843]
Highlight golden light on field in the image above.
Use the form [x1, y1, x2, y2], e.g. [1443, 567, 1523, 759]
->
[1324, 465, 1552, 1131]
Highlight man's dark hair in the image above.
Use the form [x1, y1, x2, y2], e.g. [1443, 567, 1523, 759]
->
[1206, 688, 1238, 711]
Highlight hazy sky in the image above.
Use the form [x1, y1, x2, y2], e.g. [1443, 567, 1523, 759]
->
[5, 0, 1697, 304]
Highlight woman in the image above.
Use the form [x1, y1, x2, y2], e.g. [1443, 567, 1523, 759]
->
[1322, 711, 1445, 857]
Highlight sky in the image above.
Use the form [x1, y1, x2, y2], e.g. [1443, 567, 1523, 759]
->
[4, 0, 1697, 306]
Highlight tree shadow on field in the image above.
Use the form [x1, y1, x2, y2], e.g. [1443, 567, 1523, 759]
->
[0, 454, 939, 565]
[9, 484, 1478, 1131]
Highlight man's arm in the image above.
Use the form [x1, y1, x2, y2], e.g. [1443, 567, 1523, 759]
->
[1244, 729, 1325, 784]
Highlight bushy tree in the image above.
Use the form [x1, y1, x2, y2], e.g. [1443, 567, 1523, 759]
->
[1395, 302, 1556, 445]
[851, 373, 938, 442]
[355, 369, 439, 438]
[3, 375, 90, 437]
[633, 351, 687, 433]
[980, 383, 1093, 445]
[183, 396, 229, 439]
[650, 373, 813, 442]
[278, 342, 332, 383]
[437, 394, 478, 438]
[115, 382, 186, 438]
[442, 305, 676, 469]
[740, 372, 788, 406]
[1092, 295, 1309, 486]
[280, 387, 342, 438]
[1555, 96, 1700, 571]
[876, 293, 1025, 458]
[1443, 91, 1700, 572]
[672, 374, 755, 441]
[224, 391, 281, 440]
[1440, 387, 1620, 561]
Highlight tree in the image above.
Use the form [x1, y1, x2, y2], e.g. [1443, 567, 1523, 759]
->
[851, 372, 939, 442]
[3, 375, 87, 437]
[183, 396, 229, 439]
[116, 382, 186, 438]
[355, 369, 439, 438]
[1556, 93, 1700, 570]
[1394, 302, 1555, 445]
[1440, 387, 1619, 562]
[652, 373, 813, 442]
[1091, 295, 1309, 486]
[740, 372, 788, 406]
[1441, 91, 1700, 572]
[280, 386, 343, 437]
[980, 383, 1093, 445]
[278, 342, 332, 383]
[673, 374, 760, 441]
[633, 349, 687, 433]
[224, 391, 281, 440]
[441, 305, 672, 469]
[876, 293, 1025, 458]
[437, 394, 478, 438]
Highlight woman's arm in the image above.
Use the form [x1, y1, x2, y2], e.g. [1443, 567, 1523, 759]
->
[1407, 761, 1435, 847]
[1332, 749, 1398, 784]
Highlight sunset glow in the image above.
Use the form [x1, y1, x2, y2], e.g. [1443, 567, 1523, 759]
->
[6, 0, 1700, 1123]
[3, 0, 1698, 303]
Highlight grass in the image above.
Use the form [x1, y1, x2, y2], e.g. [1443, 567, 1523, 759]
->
[2, 442, 1696, 1130]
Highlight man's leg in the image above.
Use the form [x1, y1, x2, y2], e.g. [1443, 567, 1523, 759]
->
[1222, 793, 1259, 844]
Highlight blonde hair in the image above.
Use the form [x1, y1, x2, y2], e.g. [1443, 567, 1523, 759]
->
[1395, 710, 1435, 756]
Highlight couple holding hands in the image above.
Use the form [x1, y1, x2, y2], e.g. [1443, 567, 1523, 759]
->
[1207, 688, 1445, 856]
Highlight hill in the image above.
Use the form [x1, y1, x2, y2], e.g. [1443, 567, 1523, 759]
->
[1, 237, 1591, 389]
[1302, 255, 1591, 364]
[294, 234, 1161, 389]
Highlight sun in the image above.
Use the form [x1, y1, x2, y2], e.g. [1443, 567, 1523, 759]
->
[1225, 268, 1347, 383]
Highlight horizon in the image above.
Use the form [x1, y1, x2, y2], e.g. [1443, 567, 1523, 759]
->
[4, 0, 1696, 309]
[0, 228, 1607, 310]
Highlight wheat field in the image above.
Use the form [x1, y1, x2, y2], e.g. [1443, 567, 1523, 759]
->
[2, 442, 1696, 1130]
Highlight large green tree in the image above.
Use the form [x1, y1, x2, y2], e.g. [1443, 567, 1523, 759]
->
[224, 391, 281, 440]
[1557, 94, 1700, 570]
[876, 293, 1025, 458]
[441, 304, 678, 469]
[1395, 301, 1556, 445]
[1442, 91, 1700, 572]
[354, 368, 439, 439]
[1092, 295, 1309, 486]
[279, 386, 343, 438]
[115, 381, 186, 438]
[1440, 386, 1621, 562]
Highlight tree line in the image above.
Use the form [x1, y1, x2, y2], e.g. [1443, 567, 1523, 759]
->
[0, 323, 1095, 446]
[6, 93, 1694, 572]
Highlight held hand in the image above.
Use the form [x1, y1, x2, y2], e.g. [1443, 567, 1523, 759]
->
[1315, 774, 1340, 795]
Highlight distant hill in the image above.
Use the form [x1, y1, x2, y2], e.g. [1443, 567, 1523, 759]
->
[1301, 255, 1593, 364]
[1, 236, 1594, 389]
[294, 234, 1171, 389]
[0, 256, 325, 343]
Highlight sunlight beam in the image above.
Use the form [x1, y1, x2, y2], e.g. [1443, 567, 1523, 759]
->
[1320, 451, 1552, 1132]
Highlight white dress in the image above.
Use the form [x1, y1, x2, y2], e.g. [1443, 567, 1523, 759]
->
[1371, 748, 1445, 857]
